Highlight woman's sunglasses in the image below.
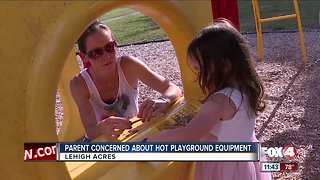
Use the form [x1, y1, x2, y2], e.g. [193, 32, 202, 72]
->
[86, 40, 117, 59]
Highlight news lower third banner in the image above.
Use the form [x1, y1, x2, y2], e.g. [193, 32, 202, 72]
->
[25, 142, 259, 162]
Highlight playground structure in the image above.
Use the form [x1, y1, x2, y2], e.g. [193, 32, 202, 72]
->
[252, 0, 307, 63]
[0, 1, 240, 179]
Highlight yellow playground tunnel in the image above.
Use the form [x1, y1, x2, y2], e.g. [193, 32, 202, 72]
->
[0, 1, 237, 179]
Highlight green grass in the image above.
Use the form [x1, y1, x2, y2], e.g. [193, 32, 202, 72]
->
[99, 8, 136, 22]
[99, 2, 319, 45]
[105, 13, 168, 46]
[239, 0, 320, 31]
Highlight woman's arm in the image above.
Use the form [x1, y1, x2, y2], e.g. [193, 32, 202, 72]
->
[120, 56, 182, 121]
[70, 76, 132, 140]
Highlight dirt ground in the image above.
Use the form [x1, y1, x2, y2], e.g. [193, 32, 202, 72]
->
[55, 30, 320, 179]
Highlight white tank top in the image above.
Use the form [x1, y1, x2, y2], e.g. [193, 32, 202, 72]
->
[80, 57, 139, 123]
[208, 88, 256, 142]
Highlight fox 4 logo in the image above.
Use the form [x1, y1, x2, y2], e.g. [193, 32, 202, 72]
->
[261, 146, 297, 159]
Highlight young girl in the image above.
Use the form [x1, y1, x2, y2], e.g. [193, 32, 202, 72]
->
[145, 19, 271, 180]
[70, 21, 182, 142]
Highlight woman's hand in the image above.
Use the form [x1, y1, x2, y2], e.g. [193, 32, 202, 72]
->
[137, 98, 171, 122]
[98, 116, 133, 140]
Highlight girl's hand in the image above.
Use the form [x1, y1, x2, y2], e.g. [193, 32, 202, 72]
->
[99, 116, 133, 140]
[137, 98, 170, 122]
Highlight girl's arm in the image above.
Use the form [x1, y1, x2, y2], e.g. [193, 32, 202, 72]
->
[147, 98, 224, 142]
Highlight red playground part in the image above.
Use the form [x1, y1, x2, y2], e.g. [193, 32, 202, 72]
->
[211, 0, 240, 30]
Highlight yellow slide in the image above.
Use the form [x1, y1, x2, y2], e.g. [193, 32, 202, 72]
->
[0, 1, 211, 179]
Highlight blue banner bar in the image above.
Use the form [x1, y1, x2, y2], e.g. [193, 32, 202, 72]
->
[59, 142, 259, 153]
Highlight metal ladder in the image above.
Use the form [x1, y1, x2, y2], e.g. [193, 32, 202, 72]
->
[252, 0, 307, 63]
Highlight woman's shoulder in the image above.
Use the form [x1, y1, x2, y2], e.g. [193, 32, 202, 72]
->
[119, 55, 143, 66]
[70, 73, 82, 85]
[119, 55, 148, 72]
[70, 71, 86, 86]
[70, 72, 90, 97]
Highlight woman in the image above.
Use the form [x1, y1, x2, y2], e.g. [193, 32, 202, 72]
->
[70, 21, 182, 142]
